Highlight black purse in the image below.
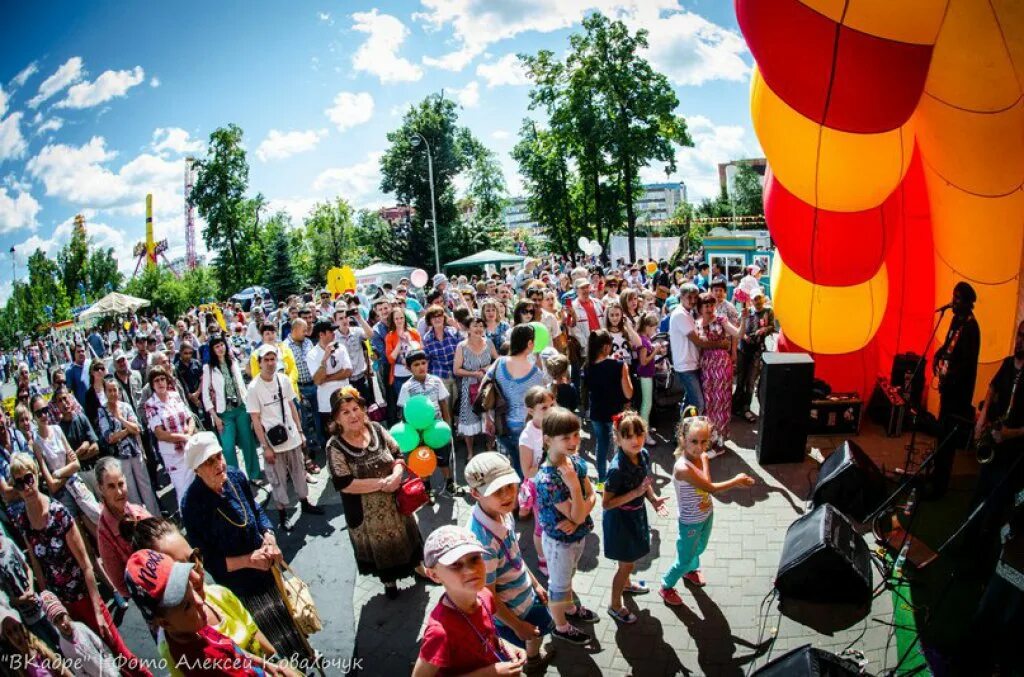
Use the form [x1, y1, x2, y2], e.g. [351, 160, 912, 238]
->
[264, 375, 290, 446]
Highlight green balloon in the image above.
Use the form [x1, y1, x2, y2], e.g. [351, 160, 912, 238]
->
[530, 321, 550, 353]
[389, 423, 420, 453]
[404, 395, 437, 430]
[423, 420, 452, 449]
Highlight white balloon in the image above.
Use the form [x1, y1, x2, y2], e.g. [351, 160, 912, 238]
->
[578, 236, 590, 250]
[591, 242, 603, 256]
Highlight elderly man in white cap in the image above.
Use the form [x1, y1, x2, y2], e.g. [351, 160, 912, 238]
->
[432, 273, 458, 312]
[246, 343, 324, 531]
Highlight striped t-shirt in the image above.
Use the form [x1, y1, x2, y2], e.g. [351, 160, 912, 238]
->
[466, 504, 536, 619]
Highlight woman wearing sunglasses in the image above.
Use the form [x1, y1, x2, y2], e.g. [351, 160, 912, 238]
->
[119, 516, 285, 672]
[24, 398, 101, 536]
[7, 453, 151, 676]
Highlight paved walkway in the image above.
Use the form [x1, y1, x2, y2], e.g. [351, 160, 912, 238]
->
[349, 407, 972, 676]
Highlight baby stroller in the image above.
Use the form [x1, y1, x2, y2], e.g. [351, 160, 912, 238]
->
[652, 332, 683, 412]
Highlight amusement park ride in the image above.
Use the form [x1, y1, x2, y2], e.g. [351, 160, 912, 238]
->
[131, 157, 199, 277]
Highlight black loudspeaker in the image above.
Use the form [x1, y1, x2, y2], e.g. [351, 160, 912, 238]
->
[757, 352, 814, 464]
[811, 440, 887, 522]
[891, 352, 924, 411]
[775, 503, 873, 604]
[753, 645, 863, 676]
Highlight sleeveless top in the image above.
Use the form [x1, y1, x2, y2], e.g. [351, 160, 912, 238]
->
[674, 457, 712, 524]
[494, 358, 545, 428]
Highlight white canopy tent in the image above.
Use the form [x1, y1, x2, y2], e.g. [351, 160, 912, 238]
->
[355, 262, 417, 287]
[77, 292, 151, 322]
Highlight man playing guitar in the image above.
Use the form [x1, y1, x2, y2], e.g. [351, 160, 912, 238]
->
[930, 282, 981, 498]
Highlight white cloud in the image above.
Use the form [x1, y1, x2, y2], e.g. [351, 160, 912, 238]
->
[476, 53, 530, 87]
[151, 128, 203, 156]
[264, 197, 320, 225]
[28, 57, 83, 108]
[256, 129, 327, 162]
[0, 113, 27, 162]
[0, 187, 41, 232]
[640, 114, 754, 200]
[325, 91, 374, 132]
[491, 129, 511, 141]
[631, 8, 749, 86]
[351, 10, 424, 83]
[26, 137, 183, 222]
[36, 117, 63, 135]
[317, 11, 333, 24]
[415, 0, 677, 71]
[11, 62, 39, 89]
[311, 152, 385, 207]
[56, 65, 145, 109]
[13, 213, 126, 261]
[0, 87, 6, 118]
[149, 76, 160, 88]
[452, 81, 480, 108]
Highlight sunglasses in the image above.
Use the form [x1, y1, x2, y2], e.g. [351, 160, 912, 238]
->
[12, 473, 35, 490]
[32, 408, 47, 418]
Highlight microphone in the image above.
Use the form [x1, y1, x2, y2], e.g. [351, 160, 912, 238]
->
[935, 303, 953, 313]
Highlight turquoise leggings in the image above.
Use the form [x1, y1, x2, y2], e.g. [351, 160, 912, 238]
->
[662, 515, 714, 589]
[217, 405, 262, 480]
[639, 376, 653, 428]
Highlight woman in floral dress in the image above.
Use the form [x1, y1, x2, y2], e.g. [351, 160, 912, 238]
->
[452, 317, 498, 461]
[695, 293, 740, 453]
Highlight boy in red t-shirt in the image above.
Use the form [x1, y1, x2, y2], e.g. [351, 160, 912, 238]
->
[413, 526, 527, 676]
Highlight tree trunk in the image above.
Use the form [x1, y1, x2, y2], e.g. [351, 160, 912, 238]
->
[624, 157, 636, 263]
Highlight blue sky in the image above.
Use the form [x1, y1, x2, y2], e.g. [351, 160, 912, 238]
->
[0, 0, 759, 297]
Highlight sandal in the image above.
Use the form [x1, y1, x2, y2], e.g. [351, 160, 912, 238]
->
[744, 411, 758, 423]
[607, 607, 637, 624]
[624, 581, 650, 595]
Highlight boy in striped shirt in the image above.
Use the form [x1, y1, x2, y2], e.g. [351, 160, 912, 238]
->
[465, 453, 555, 673]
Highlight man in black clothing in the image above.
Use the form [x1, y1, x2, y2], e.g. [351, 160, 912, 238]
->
[56, 387, 101, 491]
[929, 281, 981, 498]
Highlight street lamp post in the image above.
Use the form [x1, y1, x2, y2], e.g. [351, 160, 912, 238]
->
[410, 133, 441, 275]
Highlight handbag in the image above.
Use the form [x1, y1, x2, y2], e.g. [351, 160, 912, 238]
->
[271, 560, 322, 636]
[396, 468, 429, 516]
[472, 362, 508, 436]
[263, 375, 290, 446]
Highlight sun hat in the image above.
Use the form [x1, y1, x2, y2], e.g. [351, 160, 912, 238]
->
[184, 431, 222, 471]
[423, 525, 486, 568]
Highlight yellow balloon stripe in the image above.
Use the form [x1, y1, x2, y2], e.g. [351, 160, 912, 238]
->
[797, 0, 947, 46]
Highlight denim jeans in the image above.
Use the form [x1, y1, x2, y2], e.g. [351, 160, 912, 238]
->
[592, 419, 613, 483]
[675, 369, 705, 415]
[498, 422, 526, 478]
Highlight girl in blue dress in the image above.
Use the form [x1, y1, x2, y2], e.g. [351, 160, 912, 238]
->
[602, 412, 667, 624]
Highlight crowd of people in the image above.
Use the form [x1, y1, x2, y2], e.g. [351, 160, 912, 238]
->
[0, 254, 779, 675]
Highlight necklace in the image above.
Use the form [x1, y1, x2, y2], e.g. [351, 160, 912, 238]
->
[216, 477, 249, 529]
[340, 425, 373, 458]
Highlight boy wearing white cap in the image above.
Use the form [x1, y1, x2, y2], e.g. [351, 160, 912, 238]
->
[413, 525, 526, 677]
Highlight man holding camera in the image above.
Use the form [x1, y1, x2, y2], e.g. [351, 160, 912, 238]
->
[333, 304, 375, 405]
[308, 319, 353, 437]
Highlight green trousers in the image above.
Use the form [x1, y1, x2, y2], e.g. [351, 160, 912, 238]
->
[218, 405, 262, 480]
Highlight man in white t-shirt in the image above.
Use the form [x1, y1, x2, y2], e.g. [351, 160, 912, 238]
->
[246, 344, 325, 532]
[307, 319, 353, 436]
[669, 283, 729, 416]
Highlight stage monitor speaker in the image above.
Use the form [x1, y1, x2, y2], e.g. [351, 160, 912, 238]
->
[757, 352, 814, 464]
[891, 352, 924, 411]
[753, 644, 863, 676]
[811, 440, 887, 522]
[775, 503, 873, 604]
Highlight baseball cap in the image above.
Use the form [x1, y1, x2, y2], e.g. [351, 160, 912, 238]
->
[665, 296, 680, 311]
[423, 525, 486, 568]
[464, 452, 519, 496]
[184, 431, 222, 471]
[255, 343, 278, 359]
[124, 549, 194, 622]
[113, 349, 128, 362]
[574, 278, 591, 289]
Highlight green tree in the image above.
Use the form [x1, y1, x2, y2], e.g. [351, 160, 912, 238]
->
[181, 265, 221, 306]
[379, 94, 480, 268]
[730, 163, 765, 219]
[85, 247, 123, 298]
[57, 218, 90, 303]
[512, 121, 580, 259]
[124, 267, 189, 319]
[302, 199, 360, 284]
[263, 221, 301, 300]
[353, 209, 404, 264]
[191, 124, 263, 291]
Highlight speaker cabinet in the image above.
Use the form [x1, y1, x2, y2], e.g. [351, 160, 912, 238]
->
[775, 503, 873, 604]
[811, 440, 887, 522]
[753, 644, 863, 676]
[891, 352, 924, 411]
[757, 352, 814, 464]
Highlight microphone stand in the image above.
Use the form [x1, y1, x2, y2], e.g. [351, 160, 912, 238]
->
[898, 307, 949, 475]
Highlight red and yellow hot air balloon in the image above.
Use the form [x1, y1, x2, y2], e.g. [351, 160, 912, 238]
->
[737, 0, 1024, 409]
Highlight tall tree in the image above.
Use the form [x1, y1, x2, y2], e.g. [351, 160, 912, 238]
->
[85, 247, 123, 297]
[264, 225, 300, 300]
[512, 120, 579, 259]
[464, 143, 512, 252]
[379, 93, 480, 268]
[303, 199, 358, 283]
[730, 163, 765, 219]
[191, 124, 262, 291]
[56, 217, 89, 303]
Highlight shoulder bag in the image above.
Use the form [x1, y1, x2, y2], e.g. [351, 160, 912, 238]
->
[472, 359, 508, 436]
[272, 560, 322, 636]
[263, 375, 290, 446]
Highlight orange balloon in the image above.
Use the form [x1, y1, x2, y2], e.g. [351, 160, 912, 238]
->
[407, 446, 437, 478]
